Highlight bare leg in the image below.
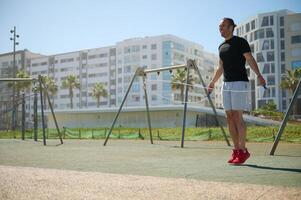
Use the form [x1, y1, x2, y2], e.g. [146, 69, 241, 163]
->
[226, 110, 239, 149]
[232, 110, 247, 150]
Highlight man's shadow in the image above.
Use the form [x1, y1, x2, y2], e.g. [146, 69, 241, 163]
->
[242, 164, 301, 173]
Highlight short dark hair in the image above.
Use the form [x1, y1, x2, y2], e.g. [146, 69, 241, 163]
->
[223, 18, 237, 28]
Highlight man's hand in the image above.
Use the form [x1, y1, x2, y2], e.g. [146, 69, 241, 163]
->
[207, 81, 215, 94]
[257, 75, 266, 87]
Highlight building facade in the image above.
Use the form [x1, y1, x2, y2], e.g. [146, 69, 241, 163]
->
[27, 35, 216, 111]
[235, 9, 300, 112]
[0, 35, 217, 128]
[284, 13, 301, 115]
[0, 50, 42, 129]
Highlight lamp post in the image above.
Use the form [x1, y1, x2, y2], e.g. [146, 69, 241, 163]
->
[10, 26, 19, 130]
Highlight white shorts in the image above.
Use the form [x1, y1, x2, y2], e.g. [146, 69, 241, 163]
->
[222, 81, 250, 111]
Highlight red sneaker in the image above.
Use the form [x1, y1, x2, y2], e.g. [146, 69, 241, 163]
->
[232, 149, 250, 165]
[228, 149, 239, 163]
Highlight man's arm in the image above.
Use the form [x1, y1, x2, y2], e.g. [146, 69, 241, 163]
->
[208, 59, 224, 93]
[243, 52, 266, 86]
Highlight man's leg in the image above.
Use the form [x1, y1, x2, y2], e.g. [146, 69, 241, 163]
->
[225, 110, 239, 149]
[232, 110, 247, 150]
[231, 110, 250, 165]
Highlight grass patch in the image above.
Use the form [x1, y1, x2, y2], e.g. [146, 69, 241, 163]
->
[0, 123, 300, 143]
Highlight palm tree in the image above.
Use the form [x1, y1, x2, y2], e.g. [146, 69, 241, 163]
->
[280, 68, 301, 116]
[171, 69, 195, 103]
[91, 83, 108, 108]
[39, 76, 58, 109]
[62, 74, 80, 109]
[7, 70, 31, 128]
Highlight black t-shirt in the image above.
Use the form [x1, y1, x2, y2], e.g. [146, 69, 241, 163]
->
[218, 36, 250, 82]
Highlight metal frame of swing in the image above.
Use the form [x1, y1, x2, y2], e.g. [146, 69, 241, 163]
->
[0, 75, 63, 145]
[270, 78, 301, 155]
[103, 59, 231, 147]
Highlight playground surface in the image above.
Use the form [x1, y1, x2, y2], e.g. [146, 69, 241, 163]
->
[0, 139, 300, 199]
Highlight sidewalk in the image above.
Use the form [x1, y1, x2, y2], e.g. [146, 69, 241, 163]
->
[1, 165, 300, 200]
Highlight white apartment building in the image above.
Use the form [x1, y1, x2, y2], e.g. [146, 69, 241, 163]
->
[0, 50, 42, 129]
[285, 13, 301, 115]
[235, 9, 298, 111]
[26, 35, 216, 113]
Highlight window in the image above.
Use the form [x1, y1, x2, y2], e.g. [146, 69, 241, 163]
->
[151, 84, 157, 91]
[131, 84, 140, 93]
[267, 51, 274, 61]
[256, 52, 265, 62]
[118, 68, 122, 74]
[291, 60, 301, 70]
[267, 76, 275, 85]
[280, 16, 284, 26]
[124, 47, 131, 54]
[281, 40, 285, 50]
[117, 87, 122, 93]
[162, 71, 170, 80]
[99, 63, 108, 67]
[262, 63, 270, 74]
[292, 48, 301, 57]
[60, 58, 74, 63]
[270, 39, 274, 49]
[251, 20, 255, 30]
[174, 42, 185, 51]
[124, 76, 131, 83]
[131, 45, 140, 52]
[291, 35, 301, 44]
[254, 29, 264, 40]
[270, 63, 275, 73]
[142, 45, 147, 49]
[271, 88, 275, 97]
[261, 16, 269, 27]
[163, 83, 170, 91]
[262, 40, 269, 50]
[125, 65, 131, 73]
[263, 88, 270, 97]
[281, 52, 285, 61]
[280, 29, 284, 38]
[131, 95, 140, 102]
[151, 44, 157, 50]
[270, 16, 274, 26]
[142, 55, 147, 59]
[250, 32, 254, 42]
[258, 100, 267, 108]
[246, 23, 250, 32]
[281, 64, 286, 74]
[250, 44, 254, 52]
[266, 28, 274, 38]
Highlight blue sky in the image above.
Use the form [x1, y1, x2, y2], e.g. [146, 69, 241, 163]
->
[0, 0, 300, 55]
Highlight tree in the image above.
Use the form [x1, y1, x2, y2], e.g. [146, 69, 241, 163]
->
[11, 70, 32, 94]
[280, 68, 301, 116]
[91, 83, 108, 108]
[7, 70, 31, 128]
[40, 76, 58, 109]
[62, 74, 80, 109]
[171, 69, 195, 103]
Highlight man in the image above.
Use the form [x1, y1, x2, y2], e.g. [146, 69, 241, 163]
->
[208, 18, 266, 165]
